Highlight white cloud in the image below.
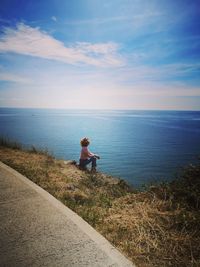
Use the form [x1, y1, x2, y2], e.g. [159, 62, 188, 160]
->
[0, 23, 124, 67]
[75, 42, 119, 54]
[0, 72, 31, 84]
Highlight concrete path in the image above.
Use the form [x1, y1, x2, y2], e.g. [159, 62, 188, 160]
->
[0, 161, 135, 267]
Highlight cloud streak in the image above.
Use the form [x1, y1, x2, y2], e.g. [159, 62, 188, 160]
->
[62, 9, 164, 28]
[107, 62, 200, 85]
[51, 16, 57, 22]
[0, 72, 31, 84]
[0, 23, 124, 67]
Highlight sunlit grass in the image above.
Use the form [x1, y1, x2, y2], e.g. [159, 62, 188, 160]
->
[0, 139, 199, 267]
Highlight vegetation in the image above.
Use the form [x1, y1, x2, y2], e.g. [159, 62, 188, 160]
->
[0, 137, 22, 150]
[0, 137, 199, 267]
[0, 136, 51, 156]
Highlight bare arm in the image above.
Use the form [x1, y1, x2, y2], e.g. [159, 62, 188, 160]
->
[87, 150, 94, 157]
[87, 148, 100, 159]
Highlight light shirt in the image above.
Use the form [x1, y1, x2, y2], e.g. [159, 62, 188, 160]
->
[80, 146, 93, 160]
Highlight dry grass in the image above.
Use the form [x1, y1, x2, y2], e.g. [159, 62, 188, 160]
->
[0, 143, 199, 267]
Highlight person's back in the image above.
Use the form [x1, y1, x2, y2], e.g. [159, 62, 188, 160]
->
[80, 146, 91, 160]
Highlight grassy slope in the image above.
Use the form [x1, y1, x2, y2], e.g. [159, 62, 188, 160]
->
[0, 145, 200, 267]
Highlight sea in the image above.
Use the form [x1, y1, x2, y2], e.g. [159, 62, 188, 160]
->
[0, 108, 200, 187]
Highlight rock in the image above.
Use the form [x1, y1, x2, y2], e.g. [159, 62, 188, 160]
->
[64, 160, 77, 165]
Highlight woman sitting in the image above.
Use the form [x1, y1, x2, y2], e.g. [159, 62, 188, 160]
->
[79, 137, 100, 172]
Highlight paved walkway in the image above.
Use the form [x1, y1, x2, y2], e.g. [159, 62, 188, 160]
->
[0, 161, 135, 267]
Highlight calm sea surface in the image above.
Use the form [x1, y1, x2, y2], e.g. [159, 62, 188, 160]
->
[0, 108, 200, 187]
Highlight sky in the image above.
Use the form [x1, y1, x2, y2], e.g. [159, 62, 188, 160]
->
[0, 0, 200, 110]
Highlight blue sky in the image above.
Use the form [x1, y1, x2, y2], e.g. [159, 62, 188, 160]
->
[0, 0, 200, 109]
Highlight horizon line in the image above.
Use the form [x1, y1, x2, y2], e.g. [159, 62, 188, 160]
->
[0, 106, 200, 112]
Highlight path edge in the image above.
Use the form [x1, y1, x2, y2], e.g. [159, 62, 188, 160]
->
[0, 161, 135, 267]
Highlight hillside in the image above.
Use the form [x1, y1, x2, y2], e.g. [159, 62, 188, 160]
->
[0, 141, 199, 267]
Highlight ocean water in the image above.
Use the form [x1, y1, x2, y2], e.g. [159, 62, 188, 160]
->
[0, 108, 200, 187]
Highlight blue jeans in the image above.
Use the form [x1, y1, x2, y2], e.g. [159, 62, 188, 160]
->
[79, 156, 96, 168]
